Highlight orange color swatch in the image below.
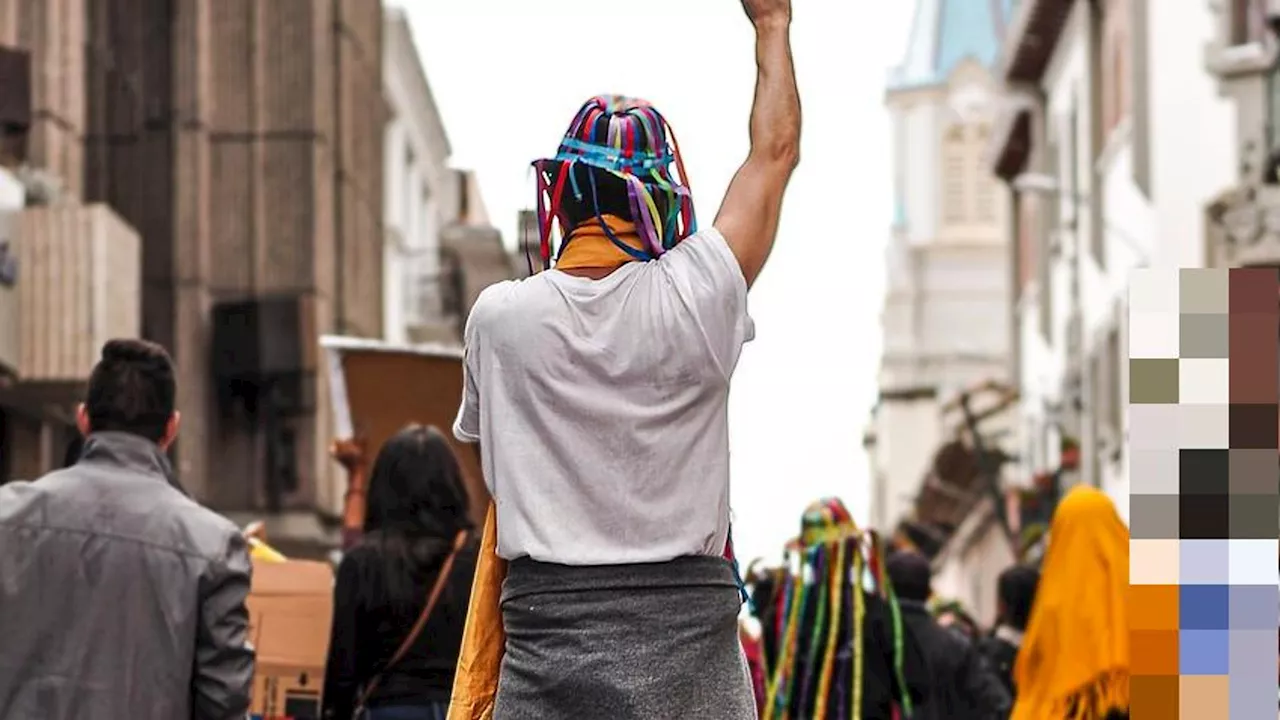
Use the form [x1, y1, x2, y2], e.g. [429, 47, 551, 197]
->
[1130, 629, 1180, 676]
[1128, 585, 1179, 632]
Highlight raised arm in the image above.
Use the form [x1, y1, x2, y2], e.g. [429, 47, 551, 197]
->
[714, 0, 801, 288]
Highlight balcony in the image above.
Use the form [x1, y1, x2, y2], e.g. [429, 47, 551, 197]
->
[1207, 184, 1280, 267]
[384, 226, 461, 345]
[10, 203, 140, 387]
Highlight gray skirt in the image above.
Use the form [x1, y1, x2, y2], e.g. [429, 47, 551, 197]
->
[493, 555, 757, 720]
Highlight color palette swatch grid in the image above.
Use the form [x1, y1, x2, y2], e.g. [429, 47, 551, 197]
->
[1129, 268, 1280, 718]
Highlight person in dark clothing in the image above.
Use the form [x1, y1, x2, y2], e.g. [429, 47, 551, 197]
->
[886, 552, 1011, 720]
[976, 565, 1040, 700]
[0, 339, 254, 720]
[752, 501, 927, 720]
[933, 600, 980, 643]
[322, 425, 479, 720]
[758, 564, 925, 719]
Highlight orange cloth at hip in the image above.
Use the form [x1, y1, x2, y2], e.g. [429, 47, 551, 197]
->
[447, 501, 505, 720]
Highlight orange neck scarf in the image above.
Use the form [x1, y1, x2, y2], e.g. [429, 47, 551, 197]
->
[554, 215, 646, 272]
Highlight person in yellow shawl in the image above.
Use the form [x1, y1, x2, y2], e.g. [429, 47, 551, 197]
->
[448, 1, 799, 718]
[1011, 486, 1129, 720]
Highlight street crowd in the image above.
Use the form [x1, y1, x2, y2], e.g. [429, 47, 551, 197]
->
[738, 488, 1130, 720]
[0, 335, 1134, 720]
[0, 0, 1138, 719]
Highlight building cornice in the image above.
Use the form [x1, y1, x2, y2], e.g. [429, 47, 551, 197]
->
[383, 9, 452, 168]
[987, 87, 1041, 181]
[878, 385, 938, 403]
[998, 0, 1073, 84]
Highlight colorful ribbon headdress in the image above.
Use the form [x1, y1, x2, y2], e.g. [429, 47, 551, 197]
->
[531, 95, 697, 269]
[762, 497, 914, 720]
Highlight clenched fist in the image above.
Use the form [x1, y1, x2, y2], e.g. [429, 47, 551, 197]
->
[740, 0, 791, 27]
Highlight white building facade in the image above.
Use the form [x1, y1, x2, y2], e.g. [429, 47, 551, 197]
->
[382, 8, 457, 346]
[991, 0, 1235, 524]
[867, 0, 1016, 535]
[1203, 0, 1280, 271]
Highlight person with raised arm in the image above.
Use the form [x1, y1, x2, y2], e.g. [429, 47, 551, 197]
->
[448, 1, 800, 718]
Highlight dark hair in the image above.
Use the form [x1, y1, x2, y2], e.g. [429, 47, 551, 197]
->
[359, 425, 474, 609]
[62, 435, 84, 468]
[937, 603, 980, 640]
[547, 164, 673, 232]
[85, 339, 176, 442]
[886, 550, 932, 602]
[996, 565, 1040, 631]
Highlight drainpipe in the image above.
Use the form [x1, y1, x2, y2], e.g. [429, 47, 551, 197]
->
[331, 0, 346, 335]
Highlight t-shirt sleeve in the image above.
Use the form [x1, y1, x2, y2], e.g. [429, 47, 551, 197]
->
[452, 297, 485, 444]
[659, 227, 755, 379]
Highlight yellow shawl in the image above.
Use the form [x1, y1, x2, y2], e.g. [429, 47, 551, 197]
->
[447, 217, 643, 720]
[1011, 486, 1130, 720]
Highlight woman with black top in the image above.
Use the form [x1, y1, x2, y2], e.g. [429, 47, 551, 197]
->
[322, 424, 478, 720]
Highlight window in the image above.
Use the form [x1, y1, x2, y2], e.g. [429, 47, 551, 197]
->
[1066, 99, 1079, 223]
[942, 123, 998, 225]
[943, 126, 966, 223]
[971, 125, 997, 222]
[1232, 0, 1268, 46]
[1101, 0, 1131, 135]
[1105, 327, 1122, 441]
[1045, 117, 1061, 222]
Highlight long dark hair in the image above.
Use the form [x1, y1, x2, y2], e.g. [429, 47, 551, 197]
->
[358, 424, 473, 611]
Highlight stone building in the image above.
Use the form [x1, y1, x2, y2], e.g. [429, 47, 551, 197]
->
[0, 0, 387, 556]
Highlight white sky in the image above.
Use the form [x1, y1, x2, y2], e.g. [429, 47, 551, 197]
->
[401, 0, 916, 567]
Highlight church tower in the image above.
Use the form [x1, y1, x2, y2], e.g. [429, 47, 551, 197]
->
[867, 0, 1016, 535]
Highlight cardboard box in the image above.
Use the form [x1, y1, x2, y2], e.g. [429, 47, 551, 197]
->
[247, 559, 334, 720]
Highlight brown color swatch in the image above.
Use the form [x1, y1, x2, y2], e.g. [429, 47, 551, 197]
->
[1131, 674, 1180, 719]
[1228, 403, 1279, 449]
[1227, 267, 1278, 313]
[1228, 449, 1280, 494]
[1180, 492, 1230, 539]
[1227, 313, 1278, 404]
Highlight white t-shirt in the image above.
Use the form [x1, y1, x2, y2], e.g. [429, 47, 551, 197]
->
[453, 227, 754, 565]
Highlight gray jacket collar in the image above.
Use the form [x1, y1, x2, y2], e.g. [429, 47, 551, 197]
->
[79, 432, 185, 494]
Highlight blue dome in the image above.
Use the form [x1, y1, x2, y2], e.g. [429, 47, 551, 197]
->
[887, 0, 1016, 91]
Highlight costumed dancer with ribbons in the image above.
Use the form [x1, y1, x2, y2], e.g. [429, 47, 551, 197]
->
[447, 0, 798, 718]
[756, 498, 922, 720]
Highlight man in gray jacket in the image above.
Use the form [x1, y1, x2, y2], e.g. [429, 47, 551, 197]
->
[0, 339, 254, 719]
